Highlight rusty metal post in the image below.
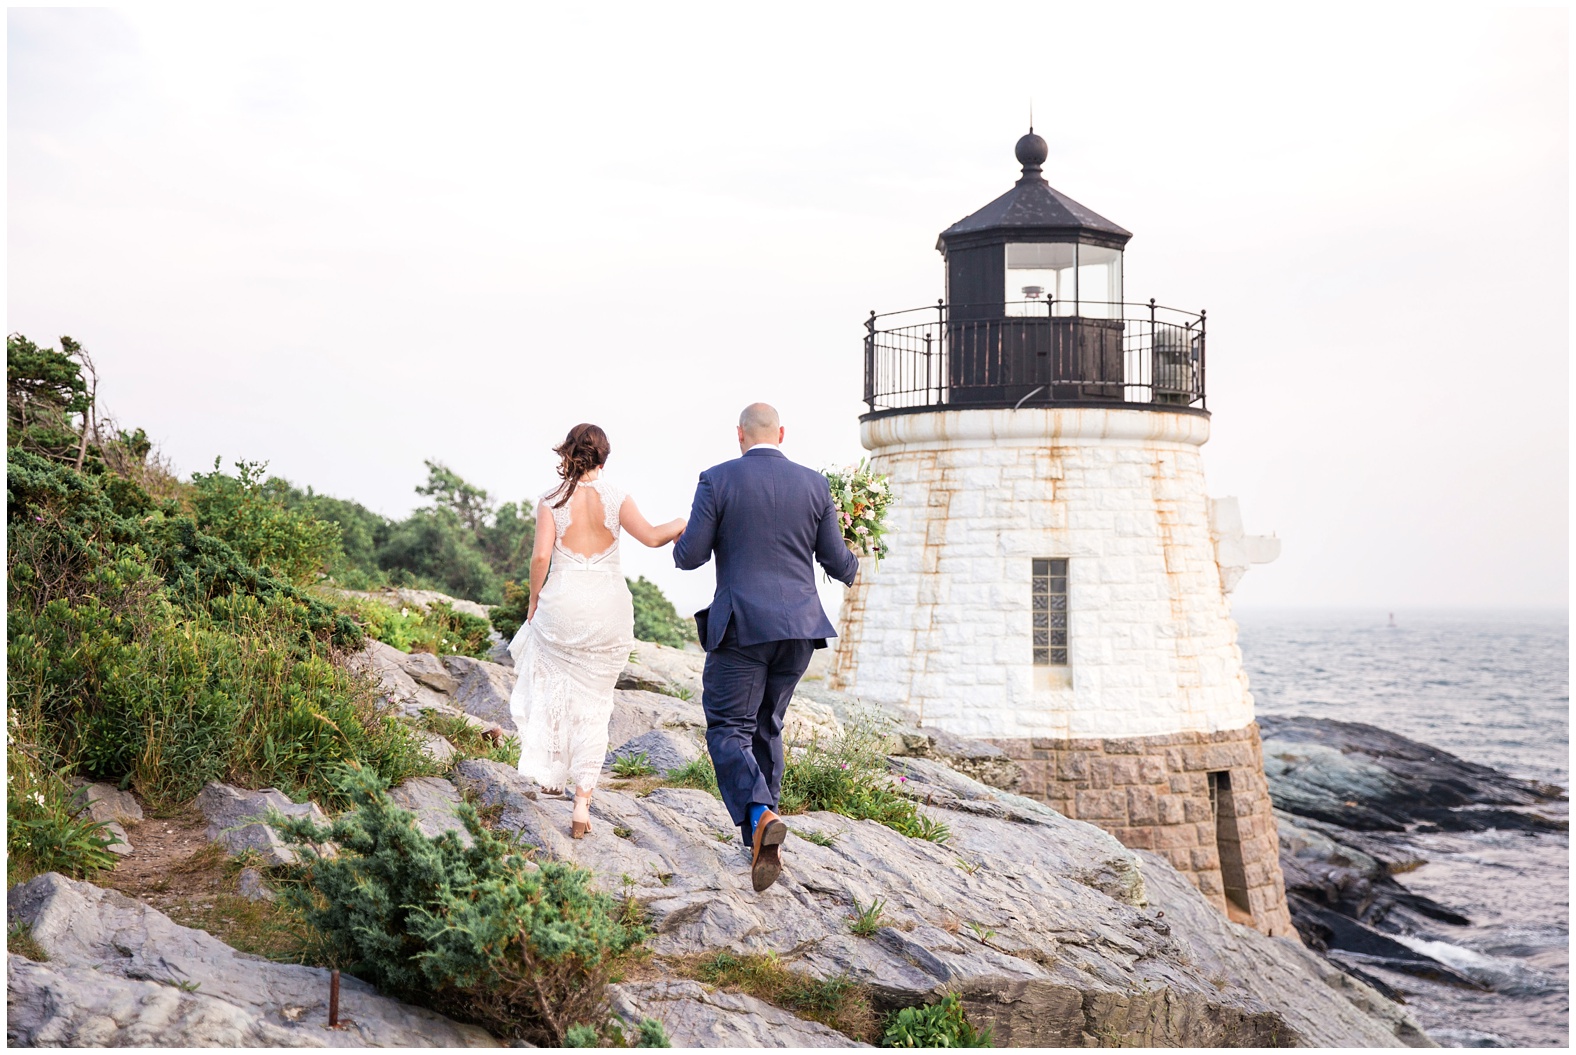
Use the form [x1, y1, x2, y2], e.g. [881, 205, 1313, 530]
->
[329, 969, 340, 1027]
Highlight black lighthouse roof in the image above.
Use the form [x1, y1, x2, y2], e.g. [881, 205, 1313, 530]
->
[938, 131, 1132, 251]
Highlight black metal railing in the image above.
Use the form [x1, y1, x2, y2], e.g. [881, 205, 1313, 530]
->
[863, 299, 1207, 415]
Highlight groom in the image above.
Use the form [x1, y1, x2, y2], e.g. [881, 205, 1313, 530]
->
[673, 403, 859, 892]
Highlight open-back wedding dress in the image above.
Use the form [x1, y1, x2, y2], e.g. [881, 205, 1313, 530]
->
[507, 478, 635, 791]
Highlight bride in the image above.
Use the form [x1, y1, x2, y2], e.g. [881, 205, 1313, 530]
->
[507, 423, 686, 838]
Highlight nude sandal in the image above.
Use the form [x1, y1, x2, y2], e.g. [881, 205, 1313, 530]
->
[571, 790, 593, 839]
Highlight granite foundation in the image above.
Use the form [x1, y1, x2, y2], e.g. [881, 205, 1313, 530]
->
[990, 721, 1296, 938]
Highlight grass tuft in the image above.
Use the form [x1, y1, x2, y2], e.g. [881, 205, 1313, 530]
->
[849, 896, 888, 937]
[612, 752, 656, 778]
[680, 950, 877, 1043]
[662, 755, 720, 797]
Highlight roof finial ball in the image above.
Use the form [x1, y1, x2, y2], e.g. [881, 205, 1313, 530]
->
[1015, 128, 1049, 181]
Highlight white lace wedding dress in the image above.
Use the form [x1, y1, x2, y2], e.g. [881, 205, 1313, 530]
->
[506, 479, 635, 791]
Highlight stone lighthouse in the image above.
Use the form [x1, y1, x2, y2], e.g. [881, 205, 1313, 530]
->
[832, 130, 1294, 937]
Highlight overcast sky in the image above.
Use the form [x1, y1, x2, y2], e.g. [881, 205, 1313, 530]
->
[7, 4, 1569, 618]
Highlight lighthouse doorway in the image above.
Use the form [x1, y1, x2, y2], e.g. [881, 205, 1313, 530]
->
[1208, 770, 1253, 922]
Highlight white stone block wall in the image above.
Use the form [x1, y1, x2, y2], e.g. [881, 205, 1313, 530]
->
[832, 407, 1257, 741]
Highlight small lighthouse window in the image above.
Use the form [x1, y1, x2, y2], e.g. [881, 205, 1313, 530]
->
[1032, 558, 1069, 666]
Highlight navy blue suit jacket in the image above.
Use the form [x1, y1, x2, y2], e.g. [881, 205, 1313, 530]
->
[673, 447, 860, 651]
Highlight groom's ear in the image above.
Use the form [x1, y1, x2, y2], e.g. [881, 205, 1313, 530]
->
[778, 426, 786, 445]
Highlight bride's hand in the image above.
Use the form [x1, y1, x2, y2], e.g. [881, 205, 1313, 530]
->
[666, 518, 687, 545]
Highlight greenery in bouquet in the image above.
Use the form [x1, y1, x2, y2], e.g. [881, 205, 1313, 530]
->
[824, 460, 892, 563]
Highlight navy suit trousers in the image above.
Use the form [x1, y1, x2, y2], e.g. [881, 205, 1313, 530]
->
[701, 621, 815, 842]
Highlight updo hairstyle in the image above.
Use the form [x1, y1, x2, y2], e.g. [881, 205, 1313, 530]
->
[549, 423, 610, 508]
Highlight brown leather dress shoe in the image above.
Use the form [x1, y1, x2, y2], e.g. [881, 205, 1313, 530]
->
[750, 810, 788, 892]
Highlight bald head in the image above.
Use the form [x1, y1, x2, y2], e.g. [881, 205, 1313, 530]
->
[737, 402, 785, 452]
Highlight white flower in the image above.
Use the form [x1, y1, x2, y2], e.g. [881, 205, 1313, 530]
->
[29, 791, 45, 807]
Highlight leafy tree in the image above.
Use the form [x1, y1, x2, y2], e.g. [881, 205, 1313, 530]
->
[628, 576, 697, 648]
[378, 508, 501, 603]
[7, 334, 90, 463]
[416, 460, 493, 533]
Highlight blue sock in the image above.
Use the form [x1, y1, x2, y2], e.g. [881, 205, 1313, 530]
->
[748, 803, 768, 838]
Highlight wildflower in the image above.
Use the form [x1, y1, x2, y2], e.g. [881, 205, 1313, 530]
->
[29, 790, 45, 807]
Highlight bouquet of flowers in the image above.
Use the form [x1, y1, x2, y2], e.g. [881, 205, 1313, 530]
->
[824, 459, 893, 564]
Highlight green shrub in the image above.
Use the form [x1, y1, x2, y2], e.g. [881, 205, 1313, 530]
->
[779, 711, 945, 841]
[6, 448, 426, 809]
[340, 595, 492, 659]
[420, 710, 520, 768]
[272, 765, 646, 1046]
[627, 576, 696, 649]
[6, 711, 118, 887]
[190, 458, 342, 586]
[422, 601, 492, 658]
[880, 993, 992, 1047]
[491, 579, 530, 641]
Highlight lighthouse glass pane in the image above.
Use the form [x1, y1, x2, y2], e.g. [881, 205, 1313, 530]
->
[1006, 243, 1076, 317]
[1032, 558, 1069, 667]
[1076, 245, 1123, 319]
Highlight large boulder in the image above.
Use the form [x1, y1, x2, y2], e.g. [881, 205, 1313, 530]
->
[401, 651, 458, 695]
[610, 730, 702, 775]
[443, 655, 518, 733]
[1260, 715, 1566, 834]
[387, 777, 473, 846]
[628, 641, 705, 699]
[451, 759, 1431, 1047]
[608, 980, 864, 1047]
[68, 782, 141, 857]
[6, 873, 497, 1047]
[609, 689, 707, 750]
[194, 783, 329, 866]
[347, 639, 452, 718]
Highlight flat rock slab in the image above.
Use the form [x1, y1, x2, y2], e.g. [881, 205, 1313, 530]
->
[388, 777, 473, 846]
[451, 758, 1427, 1047]
[195, 783, 329, 866]
[608, 980, 864, 1047]
[6, 873, 498, 1047]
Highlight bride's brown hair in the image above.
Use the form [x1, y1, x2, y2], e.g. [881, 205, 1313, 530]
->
[548, 423, 610, 508]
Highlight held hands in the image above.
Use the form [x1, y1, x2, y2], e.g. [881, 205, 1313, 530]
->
[662, 518, 687, 546]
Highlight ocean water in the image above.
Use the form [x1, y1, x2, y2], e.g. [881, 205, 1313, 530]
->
[1236, 609, 1569, 1048]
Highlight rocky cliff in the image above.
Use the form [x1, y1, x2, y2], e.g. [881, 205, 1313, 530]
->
[8, 635, 1436, 1047]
